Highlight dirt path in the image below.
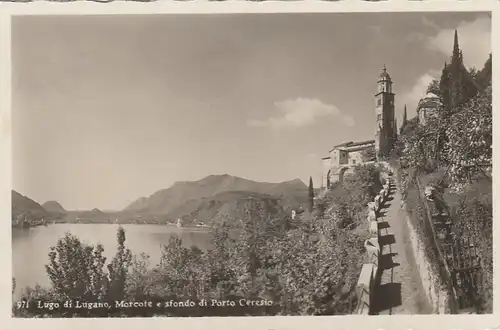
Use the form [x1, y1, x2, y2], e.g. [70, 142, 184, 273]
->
[372, 177, 433, 315]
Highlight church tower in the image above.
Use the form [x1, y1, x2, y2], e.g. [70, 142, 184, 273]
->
[374, 65, 396, 161]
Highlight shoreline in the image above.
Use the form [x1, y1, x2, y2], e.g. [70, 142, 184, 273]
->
[12, 222, 212, 231]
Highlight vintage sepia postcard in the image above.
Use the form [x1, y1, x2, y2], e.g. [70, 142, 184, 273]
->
[0, 1, 498, 330]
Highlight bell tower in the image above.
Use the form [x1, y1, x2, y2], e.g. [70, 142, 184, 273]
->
[374, 65, 396, 161]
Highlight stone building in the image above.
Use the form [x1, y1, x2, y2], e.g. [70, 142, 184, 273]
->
[417, 91, 441, 126]
[322, 66, 397, 188]
[321, 140, 375, 188]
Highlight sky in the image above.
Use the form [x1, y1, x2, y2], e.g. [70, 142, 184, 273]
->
[12, 12, 491, 211]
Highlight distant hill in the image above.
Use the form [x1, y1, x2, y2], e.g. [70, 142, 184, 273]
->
[11, 190, 49, 224]
[59, 208, 112, 224]
[124, 174, 308, 216]
[42, 201, 66, 213]
[164, 190, 289, 226]
[77, 208, 106, 218]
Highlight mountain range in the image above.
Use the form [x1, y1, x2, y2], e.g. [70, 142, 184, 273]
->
[12, 174, 309, 226]
[125, 174, 306, 211]
[123, 174, 308, 225]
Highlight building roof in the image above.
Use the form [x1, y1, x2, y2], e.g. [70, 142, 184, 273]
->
[379, 65, 391, 81]
[423, 92, 440, 99]
[329, 140, 375, 152]
[333, 141, 355, 148]
[417, 92, 442, 112]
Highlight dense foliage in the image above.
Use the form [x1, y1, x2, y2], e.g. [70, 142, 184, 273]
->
[395, 62, 492, 187]
[13, 164, 381, 317]
[444, 88, 492, 185]
[393, 34, 492, 313]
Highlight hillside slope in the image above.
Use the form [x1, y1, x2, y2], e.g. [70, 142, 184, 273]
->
[11, 190, 49, 222]
[165, 190, 289, 225]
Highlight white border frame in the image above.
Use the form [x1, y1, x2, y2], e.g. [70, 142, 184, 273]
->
[1, 2, 499, 329]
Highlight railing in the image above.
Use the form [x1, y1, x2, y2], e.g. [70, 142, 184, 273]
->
[414, 176, 460, 313]
[353, 176, 390, 314]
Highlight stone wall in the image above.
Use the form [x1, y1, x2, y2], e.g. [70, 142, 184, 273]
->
[347, 150, 364, 166]
[353, 177, 391, 315]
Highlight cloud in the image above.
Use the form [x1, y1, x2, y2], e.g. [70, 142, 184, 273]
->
[426, 16, 491, 70]
[405, 16, 439, 44]
[421, 16, 441, 31]
[247, 98, 354, 129]
[342, 115, 356, 127]
[399, 69, 441, 118]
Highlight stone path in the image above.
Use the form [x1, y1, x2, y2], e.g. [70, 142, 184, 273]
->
[372, 178, 433, 315]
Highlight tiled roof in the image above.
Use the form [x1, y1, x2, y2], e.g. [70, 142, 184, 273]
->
[329, 140, 375, 152]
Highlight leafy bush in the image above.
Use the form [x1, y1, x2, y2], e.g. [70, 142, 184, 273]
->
[444, 87, 492, 185]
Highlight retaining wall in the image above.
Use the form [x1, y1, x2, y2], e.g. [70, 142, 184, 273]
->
[353, 174, 391, 315]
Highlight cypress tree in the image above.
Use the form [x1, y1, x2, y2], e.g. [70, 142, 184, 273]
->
[308, 177, 314, 212]
[452, 29, 460, 62]
[440, 61, 452, 112]
[394, 118, 398, 142]
[439, 30, 478, 117]
[475, 53, 492, 90]
[451, 30, 478, 111]
[400, 105, 407, 134]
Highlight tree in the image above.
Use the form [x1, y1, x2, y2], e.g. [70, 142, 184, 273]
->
[308, 177, 314, 212]
[45, 233, 109, 301]
[426, 79, 441, 96]
[439, 61, 452, 113]
[206, 221, 237, 299]
[440, 30, 479, 117]
[475, 54, 492, 91]
[400, 105, 408, 134]
[107, 226, 133, 301]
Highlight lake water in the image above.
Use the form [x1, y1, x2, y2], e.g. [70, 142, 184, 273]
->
[12, 224, 211, 299]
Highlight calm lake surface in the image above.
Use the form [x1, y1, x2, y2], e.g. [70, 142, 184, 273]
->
[12, 224, 211, 299]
